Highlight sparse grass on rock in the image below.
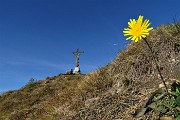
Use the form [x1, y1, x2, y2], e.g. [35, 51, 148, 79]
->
[0, 23, 179, 120]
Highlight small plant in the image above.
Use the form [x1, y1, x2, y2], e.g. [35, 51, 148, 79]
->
[134, 83, 180, 119]
[23, 78, 38, 92]
[123, 15, 180, 119]
[149, 84, 180, 119]
[28, 78, 37, 85]
[123, 15, 169, 93]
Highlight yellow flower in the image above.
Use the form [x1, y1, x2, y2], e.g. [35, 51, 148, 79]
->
[123, 15, 153, 42]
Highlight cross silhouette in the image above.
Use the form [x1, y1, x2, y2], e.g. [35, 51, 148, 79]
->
[72, 49, 84, 67]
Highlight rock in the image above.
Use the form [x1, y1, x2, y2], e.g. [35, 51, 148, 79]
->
[85, 97, 100, 108]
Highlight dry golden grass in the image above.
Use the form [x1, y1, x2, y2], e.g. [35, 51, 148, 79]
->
[0, 23, 179, 119]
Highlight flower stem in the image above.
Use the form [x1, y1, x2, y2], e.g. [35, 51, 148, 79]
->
[143, 38, 169, 93]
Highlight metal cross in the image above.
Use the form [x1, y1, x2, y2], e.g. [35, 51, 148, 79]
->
[72, 49, 84, 67]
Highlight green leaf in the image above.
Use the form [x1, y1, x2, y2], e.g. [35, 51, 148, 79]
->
[176, 87, 180, 94]
[173, 108, 180, 117]
[176, 96, 180, 106]
[157, 105, 167, 113]
[175, 115, 180, 120]
[153, 93, 166, 102]
[172, 87, 180, 97]
[148, 103, 157, 109]
[169, 96, 176, 103]
[164, 96, 176, 109]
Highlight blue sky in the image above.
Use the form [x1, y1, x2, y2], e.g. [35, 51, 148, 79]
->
[0, 0, 180, 92]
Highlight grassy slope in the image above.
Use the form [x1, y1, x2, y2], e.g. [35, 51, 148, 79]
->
[75, 23, 180, 120]
[0, 23, 179, 120]
[0, 71, 113, 120]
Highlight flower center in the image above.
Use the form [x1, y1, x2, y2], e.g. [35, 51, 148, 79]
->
[132, 25, 142, 36]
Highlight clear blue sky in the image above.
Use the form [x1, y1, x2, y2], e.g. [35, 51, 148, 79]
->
[0, 0, 180, 92]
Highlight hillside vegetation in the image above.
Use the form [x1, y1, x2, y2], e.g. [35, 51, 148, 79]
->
[0, 23, 180, 120]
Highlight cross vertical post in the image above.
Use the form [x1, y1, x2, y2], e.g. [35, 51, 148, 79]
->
[72, 49, 84, 74]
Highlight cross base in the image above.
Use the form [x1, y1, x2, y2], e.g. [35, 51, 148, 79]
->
[73, 67, 81, 74]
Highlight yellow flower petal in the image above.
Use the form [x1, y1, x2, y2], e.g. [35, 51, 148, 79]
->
[135, 38, 138, 42]
[126, 36, 132, 40]
[123, 15, 153, 42]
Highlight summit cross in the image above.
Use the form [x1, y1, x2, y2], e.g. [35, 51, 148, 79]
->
[72, 49, 84, 67]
